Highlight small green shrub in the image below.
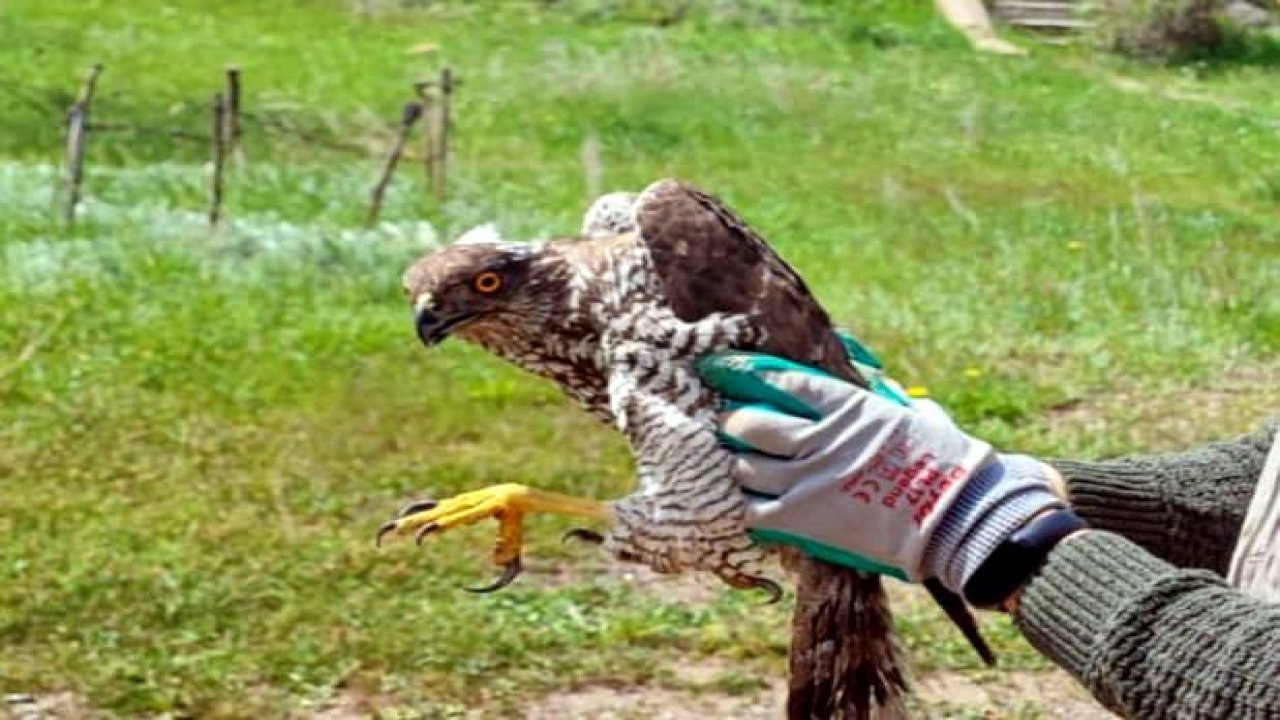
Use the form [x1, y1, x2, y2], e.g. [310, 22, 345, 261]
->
[1094, 0, 1225, 59]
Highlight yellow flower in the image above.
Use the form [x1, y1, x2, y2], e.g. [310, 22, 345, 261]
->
[964, 366, 984, 379]
[906, 385, 930, 398]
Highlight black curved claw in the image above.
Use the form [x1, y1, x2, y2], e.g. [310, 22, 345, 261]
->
[397, 499, 438, 518]
[746, 576, 784, 605]
[465, 557, 523, 593]
[561, 528, 605, 545]
[375, 521, 397, 548]
[413, 522, 440, 546]
[615, 549, 643, 564]
[924, 578, 997, 667]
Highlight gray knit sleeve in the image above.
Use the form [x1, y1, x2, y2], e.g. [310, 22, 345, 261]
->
[1014, 530, 1280, 719]
[1050, 423, 1276, 572]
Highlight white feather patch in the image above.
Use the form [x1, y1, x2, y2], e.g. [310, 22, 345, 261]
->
[453, 223, 504, 246]
[582, 192, 638, 236]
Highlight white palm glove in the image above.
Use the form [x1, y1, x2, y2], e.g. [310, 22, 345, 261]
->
[697, 351, 1066, 594]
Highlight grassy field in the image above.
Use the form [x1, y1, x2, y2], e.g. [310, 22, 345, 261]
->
[1, 1, 1277, 717]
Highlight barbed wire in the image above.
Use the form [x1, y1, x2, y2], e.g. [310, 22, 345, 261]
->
[2, 65, 456, 228]
[239, 111, 390, 159]
[85, 122, 207, 143]
[0, 78, 401, 159]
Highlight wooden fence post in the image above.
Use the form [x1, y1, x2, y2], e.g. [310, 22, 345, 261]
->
[367, 101, 424, 227]
[434, 66, 455, 204]
[225, 66, 243, 160]
[63, 63, 104, 228]
[414, 79, 435, 197]
[209, 93, 228, 227]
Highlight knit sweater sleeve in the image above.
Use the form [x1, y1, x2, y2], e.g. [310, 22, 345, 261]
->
[1049, 423, 1276, 572]
[1013, 530, 1280, 719]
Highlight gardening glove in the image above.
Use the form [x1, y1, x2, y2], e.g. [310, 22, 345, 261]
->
[834, 329, 955, 426]
[696, 351, 1066, 594]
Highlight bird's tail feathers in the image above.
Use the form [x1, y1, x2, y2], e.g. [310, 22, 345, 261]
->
[784, 552, 908, 720]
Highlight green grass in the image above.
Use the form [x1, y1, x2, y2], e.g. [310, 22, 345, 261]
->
[0, 1, 1277, 716]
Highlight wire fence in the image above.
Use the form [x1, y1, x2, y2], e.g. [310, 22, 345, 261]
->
[5, 63, 459, 230]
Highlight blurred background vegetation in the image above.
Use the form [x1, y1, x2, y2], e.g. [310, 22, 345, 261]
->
[0, 1, 1275, 717]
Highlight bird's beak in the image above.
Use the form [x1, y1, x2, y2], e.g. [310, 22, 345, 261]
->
[414, 308, 475, 347]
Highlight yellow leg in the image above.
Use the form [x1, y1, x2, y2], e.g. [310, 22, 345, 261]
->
[934, 0, 1028, 56]
[376, 483, 610, 592]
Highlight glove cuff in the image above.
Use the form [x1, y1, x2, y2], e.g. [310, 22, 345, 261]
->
[923, 454, 1066, 593]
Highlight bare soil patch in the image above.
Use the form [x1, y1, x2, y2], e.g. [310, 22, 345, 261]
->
[517, 661, 1112, 719]
[2, 694, 95, 720]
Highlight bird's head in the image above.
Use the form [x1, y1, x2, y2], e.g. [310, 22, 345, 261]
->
[401, 225, 564, 348]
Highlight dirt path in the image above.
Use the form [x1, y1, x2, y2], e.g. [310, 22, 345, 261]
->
[517, 664, 1111, 719]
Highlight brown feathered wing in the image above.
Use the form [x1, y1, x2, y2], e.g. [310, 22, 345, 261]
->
[634, 180, 904, 719]
[635, 180, 991, 719]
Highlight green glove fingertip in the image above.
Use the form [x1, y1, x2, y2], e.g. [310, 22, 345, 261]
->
[834, 330, 913, 408]
[836, 330, 885, 370]
[696, 352, 831, 421]
[714, 428, 756, 454]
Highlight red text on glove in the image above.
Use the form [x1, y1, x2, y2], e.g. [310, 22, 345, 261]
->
[837, 430, 966, 525]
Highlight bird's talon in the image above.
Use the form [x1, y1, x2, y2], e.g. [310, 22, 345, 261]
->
[465, 557, 523, 593]
[562, 528, 605, 545]
[397, 499, 439, 518]
[719, 571, 784, 604]
[375, 522, 397, 548]
[413, 521, 440, 545]
[375, 484, 608, 597]
[750, 576, 784, 605]
[616, 549, 643, 563]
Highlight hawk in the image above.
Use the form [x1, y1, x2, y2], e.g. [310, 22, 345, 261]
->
[378, 179, 991, 718]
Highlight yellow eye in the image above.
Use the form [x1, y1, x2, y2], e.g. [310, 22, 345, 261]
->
[473, 271, 503, 294]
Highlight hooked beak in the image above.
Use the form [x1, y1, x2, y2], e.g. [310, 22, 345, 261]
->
[414, 308, 476, 347]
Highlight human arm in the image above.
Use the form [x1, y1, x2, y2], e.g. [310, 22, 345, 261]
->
[1014, 529, 1280, 719]
[1049, 424, 1275, 573]
[1020, 424, 1280, 718]
[697, 353, 1280, 719]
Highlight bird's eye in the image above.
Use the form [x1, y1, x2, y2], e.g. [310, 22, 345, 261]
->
[473, 271, 503, 294]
